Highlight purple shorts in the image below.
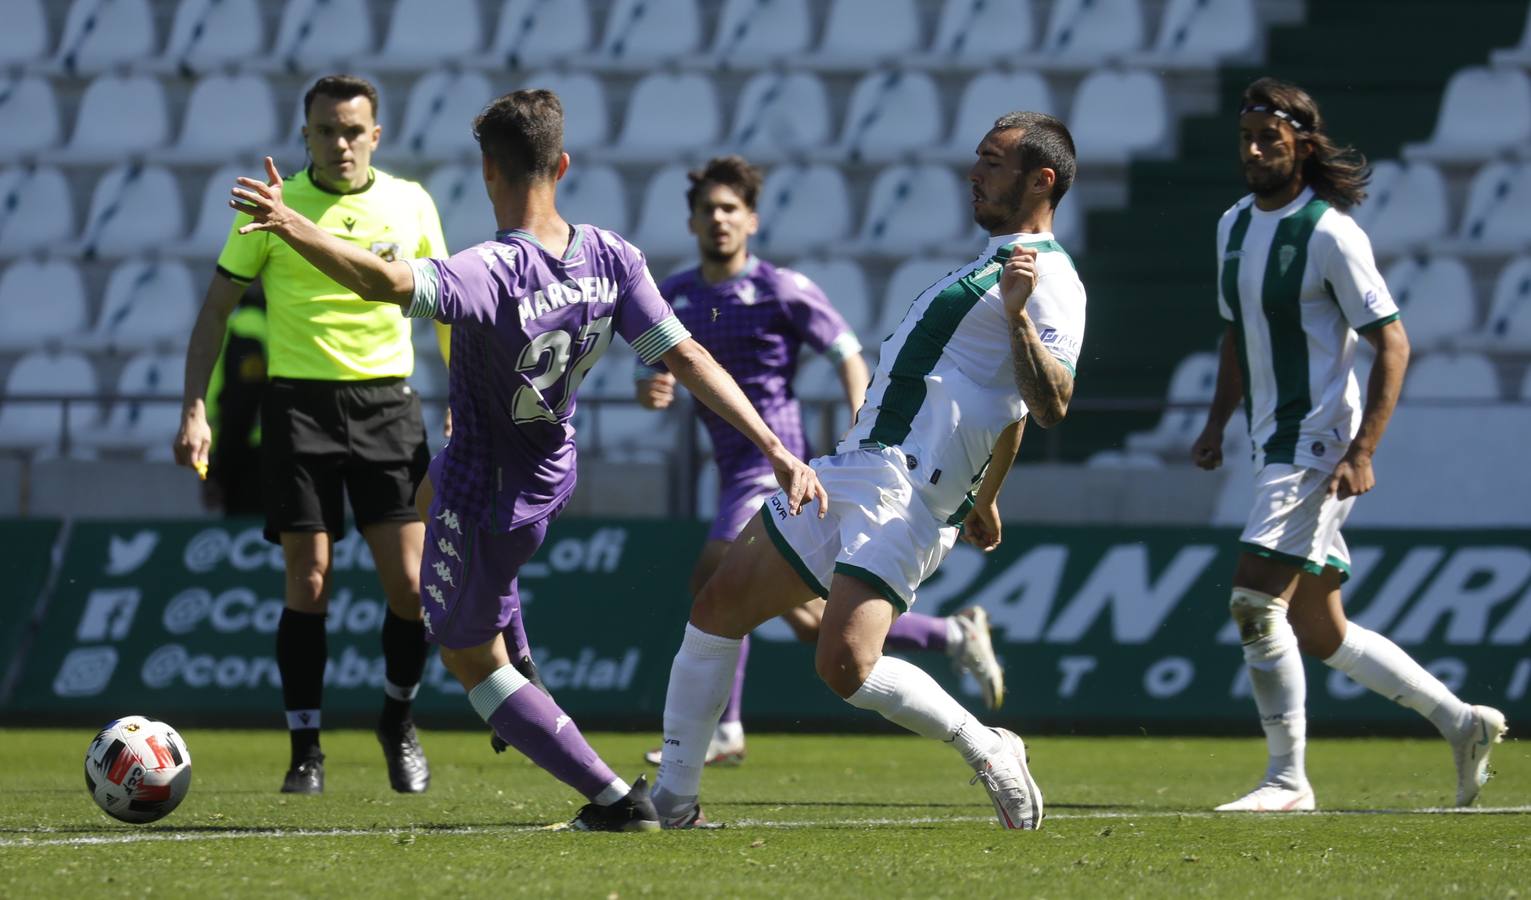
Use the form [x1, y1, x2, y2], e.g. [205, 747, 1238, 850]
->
[709, 470, 779, 542]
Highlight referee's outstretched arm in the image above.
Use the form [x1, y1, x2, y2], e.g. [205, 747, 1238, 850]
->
[230, 157, 415, 307]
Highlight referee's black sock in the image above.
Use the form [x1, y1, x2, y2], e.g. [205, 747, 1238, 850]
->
[277, 608, 327, 765]
[379, 609, 428, 731]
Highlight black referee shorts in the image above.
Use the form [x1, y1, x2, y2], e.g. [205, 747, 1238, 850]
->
[261, 377, 430, 544]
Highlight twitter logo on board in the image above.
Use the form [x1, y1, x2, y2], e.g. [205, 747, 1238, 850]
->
[106, 531, 159, 576]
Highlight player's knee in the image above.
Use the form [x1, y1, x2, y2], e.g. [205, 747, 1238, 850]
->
[1229, 588, 1293, 663]
[1291, 616, 1344, 660]
[690, 574, 749, 639]
[814, 640, 875, 699]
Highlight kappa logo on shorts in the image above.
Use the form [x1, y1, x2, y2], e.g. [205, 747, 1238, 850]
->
[432, 560, 456, 588]
[769, 495, 788, 521]
[437, 537, 462, 561]
[435, 508, 462, 535]
[422, 609, 433, 634]
[425, 584, 446, 606]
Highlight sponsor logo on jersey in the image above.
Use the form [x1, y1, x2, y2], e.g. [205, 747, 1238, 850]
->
[1363, 289, 1383, 312]
[769, 495, 788, 521]
[475, 244, 519, 270]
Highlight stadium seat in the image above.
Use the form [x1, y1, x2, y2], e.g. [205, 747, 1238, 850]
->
[1467, 255, 1531, 352]
[1351, 160, 1448, 255]
[80, 164, 185, 260]
[597, 0, 701, 68]
[577, 345, 637, 400]
[54, 0, 157, 76]
[1381, 255, 1476, 351]
[0, 0, 47, 67]
[176, 162, 258, 259]
[62, 74, 170, 164]
[1402, 352, 1500, 401]
[81, 352, 185, 458]
[161, 0, 264, 75]
[270, 0, 375, 72]
[376, 0, 483, 70]
[784, 258, 873, 339]
[858, 165, 965, 254]
[874, 257, 964, 338]
[754, 165, 852, 257]
[399, 69, 494, 161]
[793, 354, 842, 401]
[519, 71, 608, 152]
[632, 165, 696, 257]
[1086, 449, 1165, 468]
[1124, 352, 1221, 454]
[482, 0, 592, 69]
[1452, 162, 1531, 255]
[0, 76, 61, 159]
[1490, 4, 1531, 67]
[729, 71, 832, 160]
[923, 0, 1037, 66]
[0, 350, 99, 457]
[812, 0, 922, 68]
[1070, 70, 1169, 164]
[710, 0, 812, 67]
[559, 165, 629, 234]
[168, 74, 278, 163]
[85, 260, 198, 351]
[425, 164, 494, 255]
[0, 167, 74, 258]
[616, 73, 720, 161]
[936, 71, 1057, 162]
[589, 404, 677, 462]
[839, 70, 944, 162]
[0, 260, 87, 351]
[1405, 67, 1531, 164]
[1036, 0, 1145, 67]
[1131, 0, 1256, 67]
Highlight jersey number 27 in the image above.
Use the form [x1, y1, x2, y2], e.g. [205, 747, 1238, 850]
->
[512, 316, 615, 424]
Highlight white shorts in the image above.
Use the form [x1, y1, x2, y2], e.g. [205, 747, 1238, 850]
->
[759, 446, 958, 611]
[1240, 463, 1354, 579]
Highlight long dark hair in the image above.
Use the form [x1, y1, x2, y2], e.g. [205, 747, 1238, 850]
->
[1241, 77, 1370, 211]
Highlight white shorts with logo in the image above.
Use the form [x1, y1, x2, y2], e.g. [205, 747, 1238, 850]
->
[759, 446, 958, 611]
[1240, 463, 1355, 579]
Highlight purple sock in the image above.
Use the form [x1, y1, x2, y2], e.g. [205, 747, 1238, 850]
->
[471, 666, 618, 801]
[885, 613, 949, 653]
[720, 634, 749, 724]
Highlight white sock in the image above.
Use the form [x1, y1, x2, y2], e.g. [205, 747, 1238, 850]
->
[1324, 623, 1473, 742]
[846, 655, 1002, 768]
[653, 623, 741, 816]
[943, 617, 964, 657]
[592, 778, 631, 807]
[1241, 619, 1308, 788]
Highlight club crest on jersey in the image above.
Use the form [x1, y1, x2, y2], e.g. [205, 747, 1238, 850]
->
[1278, 244, 1298, 275]
[370, 241, 400, 262]
[737, 281, 757, 305]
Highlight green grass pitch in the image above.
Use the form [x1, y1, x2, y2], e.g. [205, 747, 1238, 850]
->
[1, 728, 1526, 898]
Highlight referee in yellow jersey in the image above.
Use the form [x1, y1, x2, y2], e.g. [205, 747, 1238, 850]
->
[174, 75, 446, 796]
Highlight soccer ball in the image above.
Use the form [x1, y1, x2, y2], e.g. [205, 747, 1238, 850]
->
[84, 716, 192, 823]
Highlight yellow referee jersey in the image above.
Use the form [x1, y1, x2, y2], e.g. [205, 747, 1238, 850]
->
[217, 166, 448, 381]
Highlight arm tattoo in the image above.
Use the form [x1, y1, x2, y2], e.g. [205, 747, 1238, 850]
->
[1009, 317, 1073, 426]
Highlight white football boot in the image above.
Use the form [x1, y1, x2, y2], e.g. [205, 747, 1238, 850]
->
[970, 727, 1043, 829]
[1214, 782, 1316, 812]
[951, 606, 1006, 710]
[1450, 705, 1508, 807]
[643, 722, 746, 767]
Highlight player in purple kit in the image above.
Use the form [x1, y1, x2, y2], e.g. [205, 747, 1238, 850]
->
[226, 90, 825, 831]
[637, 157, 1007, 766]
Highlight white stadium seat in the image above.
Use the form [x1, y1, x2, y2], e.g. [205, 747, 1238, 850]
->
[839, 70, 944, 162]
[271, 0, 374, 72]
[941, 72, 1057, 160]
[399, 69, 494, 161]
[1352, 160, 1448, 255]
[0, 167, 74, 258]
[1402, 352, 1499, 401]
[1381, 256, 1476, 351]
[1453, 162, 1531, 255]
[729, 71, 832, 159]
[0, 350, 99, 456]
[63, 74, 169, 164]
[755, 165, 853, 257]
[1071, 69, 1169, 164]
[632, 165, 696, 257]
[0, 260, 88, 350]
[558, 165, 629, 234]
[597, 0, 701, 68]
[55, 0, 156, 75]
[1134, 0, 1256, 67]
[86, 260, 198, 351]
[1125, 351, 1222, 454]
[1405, 67, 1531, 164]
[1473, 256, 1531, 352]
[169, 74, 278, 162]
[519, 71, 608, 152]
[162, 0, 264, 75]
[793, 354, 842, 401]
[0, 0, 48, 67]
[81, 164, 185, 259]
[859, 165, 964, 254]
[785, 258, 873, 339]
[0, 76, 61, 159]
[376, 0, 483, 70]
[590, 404, 677, 462]
[426, 164, 494, 255]
[1490, 4, 1531, 67]
[1086, 450, 1164, 469]
[616, 73, 720, 160]
[1037, 0, 1144, 66]
[711, 0, 812, 67]
[813, 0, 922, 68]
[926, 0, 1037, 65]
[875, 257, 964, 338]
[82, 352, 185, 457]
[483, 0, 592, 68]
[177, 162, 259, 259]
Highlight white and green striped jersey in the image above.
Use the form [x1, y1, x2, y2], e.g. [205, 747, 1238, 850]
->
[840, 232, 1087, 524]
[1216, 187, 1400, 473]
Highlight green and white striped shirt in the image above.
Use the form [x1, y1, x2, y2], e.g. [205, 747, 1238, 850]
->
[1216, 188, 1401, 473]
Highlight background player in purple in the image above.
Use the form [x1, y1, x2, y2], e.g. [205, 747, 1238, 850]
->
[226, 90, 825, 831]
[636, 156, 1007, 768]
